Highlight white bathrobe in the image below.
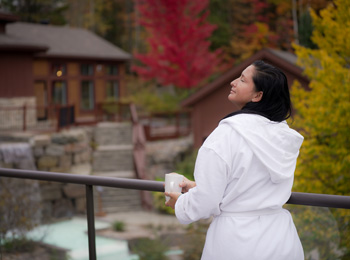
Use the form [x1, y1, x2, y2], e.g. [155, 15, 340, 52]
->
[175, 114, 304, 260]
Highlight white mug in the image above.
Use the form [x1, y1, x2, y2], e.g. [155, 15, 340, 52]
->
[165, 173, 184, 202]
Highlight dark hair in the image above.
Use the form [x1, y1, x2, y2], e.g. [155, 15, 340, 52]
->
[224, 60, 292, 122]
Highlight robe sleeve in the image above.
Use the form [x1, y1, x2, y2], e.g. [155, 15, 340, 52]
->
[175, 146, 229, 224]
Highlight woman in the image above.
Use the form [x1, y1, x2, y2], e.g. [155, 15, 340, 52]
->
[165, 60, 304, 260]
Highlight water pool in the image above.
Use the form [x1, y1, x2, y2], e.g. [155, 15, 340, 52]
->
[26, 217, 138, 260]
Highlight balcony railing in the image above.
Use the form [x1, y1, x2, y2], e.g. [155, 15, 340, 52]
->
[0, 167, 349, 260]
[0, 104, 75, 132]
[0, 102, 191, 141]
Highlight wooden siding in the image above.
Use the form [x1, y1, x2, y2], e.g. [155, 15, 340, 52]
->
[192, 86, 240, 148]
[67, 62, 79, 76]
[0, 53, 34, 97]
[2, 56, 128, 121]
[96, 64, 104, 77]
[33, 59, 49, 77]
[95, 79, 105, 104]
[67, 79, 79, 116]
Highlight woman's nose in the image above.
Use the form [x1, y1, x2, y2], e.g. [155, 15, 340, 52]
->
[230, 79, 236, 87]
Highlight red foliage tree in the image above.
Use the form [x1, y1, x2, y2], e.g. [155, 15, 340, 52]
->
[132, 0, 222, 89]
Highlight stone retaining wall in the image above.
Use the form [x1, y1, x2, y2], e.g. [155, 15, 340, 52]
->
[0, 128, 93, 220]
[146, 135, 193, 179]
[0, 126, 194, 220]
[0, 97, 36, 130]
[34, 129, 93, 219]
[31, 129, 92, 174]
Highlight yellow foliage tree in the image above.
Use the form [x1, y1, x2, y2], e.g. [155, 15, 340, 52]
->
[291, 0, 350, 196]
[290, 1, 350, 258]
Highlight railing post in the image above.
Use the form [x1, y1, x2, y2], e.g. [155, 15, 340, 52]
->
[118, 101, 122, 121]
[85, 184, 97, 260]
[176, 112, 180, 137]
[23, 104, 27, 131]
[56, 105, 60, 132]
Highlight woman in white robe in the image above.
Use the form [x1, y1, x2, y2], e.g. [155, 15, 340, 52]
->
[165, 60, 304, 260]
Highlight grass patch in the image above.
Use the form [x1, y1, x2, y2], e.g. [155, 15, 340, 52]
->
[112, 220, 126, 232]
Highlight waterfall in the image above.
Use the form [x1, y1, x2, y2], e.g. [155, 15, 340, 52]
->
[0, 142, 36, 170]
[0, 143, 42, 239]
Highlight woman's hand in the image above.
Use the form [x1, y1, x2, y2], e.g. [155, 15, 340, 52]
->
[164, 192, 182, 209]
[163, 173, 196, 209]
[180, 176, 196, 193]
[165, 172, 196, 193]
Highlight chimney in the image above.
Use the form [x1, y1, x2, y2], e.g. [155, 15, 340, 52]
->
[0, 12, 20, 34]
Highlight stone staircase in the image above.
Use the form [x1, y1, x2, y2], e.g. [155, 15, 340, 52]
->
[92, 122, 143, 213]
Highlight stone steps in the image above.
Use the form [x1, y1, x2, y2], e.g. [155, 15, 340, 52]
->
[92, 145, 133, 172]
[94, 122, 132, 146]
[93, 170, 135, 178]
[92, 171, 142, 213]
[92, 122, 143, 213]
[94, 187, 142, 213]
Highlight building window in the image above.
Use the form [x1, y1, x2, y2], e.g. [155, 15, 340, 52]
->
[81, 64, 94, 75]
[81, 81, 94, 110]
[52, 81, 67, 105]
[106, 81, 119, 100]
[106, 65, 118, 75]
[53, 64, 66, 77]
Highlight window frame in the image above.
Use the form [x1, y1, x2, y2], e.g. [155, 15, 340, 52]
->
[80, 80, 95, 111]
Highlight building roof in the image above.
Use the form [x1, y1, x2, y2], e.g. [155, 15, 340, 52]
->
[4, 22, 131, 61]
[0, 33, 48, 52]
[181, 48, 307, 107]
[0, 12, 48, 53]
[0, 12, 20, 23]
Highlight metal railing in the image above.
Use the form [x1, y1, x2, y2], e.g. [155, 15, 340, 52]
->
[0, 167, 349, 260]
[0, 102, 191, 141]
[0, 104, 75, 132]
[141, 110, 192, 141]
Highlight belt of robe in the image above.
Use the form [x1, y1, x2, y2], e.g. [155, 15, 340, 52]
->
[216, 208, 283, 218]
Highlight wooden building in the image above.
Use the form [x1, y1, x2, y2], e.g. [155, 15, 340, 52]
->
[0, 13, 131, 123]
[181, 48, 310, 148]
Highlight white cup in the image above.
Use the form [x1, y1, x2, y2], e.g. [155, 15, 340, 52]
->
[165, 173, 184, 202]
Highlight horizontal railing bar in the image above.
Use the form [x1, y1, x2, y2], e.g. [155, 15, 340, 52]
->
[0, 168, 163, 192]
[286, 192, 350, 209]
[0, 168, 349, 209]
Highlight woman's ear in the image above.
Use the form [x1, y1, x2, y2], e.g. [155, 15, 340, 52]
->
[252, 91, 263, 102]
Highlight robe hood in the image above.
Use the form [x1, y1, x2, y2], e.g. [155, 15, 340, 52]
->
[221, 114, 304, 183]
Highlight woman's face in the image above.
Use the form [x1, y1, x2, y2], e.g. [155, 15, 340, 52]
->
[228, 65, 263, 109]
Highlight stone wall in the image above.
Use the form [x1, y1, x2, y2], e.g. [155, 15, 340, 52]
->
[146, 135, 193, 180]
[31, 129, 92, 174]
[0, 128, 93, 220]
[34, 129, 93, 219]
[0, 97, 36, 130]
[0, 125, 194, 220]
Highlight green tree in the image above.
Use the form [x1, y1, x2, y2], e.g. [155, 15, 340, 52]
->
[226, 0, 294, 61]
[291, 0, 350, 196]
[291, 0, 350, 258]
[208, 0, 253, 51]
[64, 0, 136, 54]
[215, 0, 333, 62]
[298, 9, 317, 49]
[0, 0, 68, 25]
[96, 0, 132, 53]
